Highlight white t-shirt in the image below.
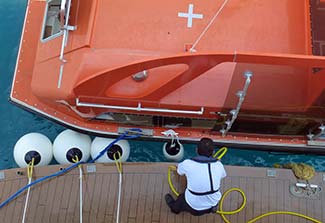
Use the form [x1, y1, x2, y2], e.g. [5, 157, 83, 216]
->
[177, 158, 227, 210]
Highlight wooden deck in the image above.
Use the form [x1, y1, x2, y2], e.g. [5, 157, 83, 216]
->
[0, 163, 324, 223]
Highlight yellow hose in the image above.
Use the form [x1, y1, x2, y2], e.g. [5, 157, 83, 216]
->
[247, 211, 322, 223]
[168, 165, 179, 197]
[216, 188, 246, 223]
[213, 147, 228, 160]
[167, 145, 322, 223]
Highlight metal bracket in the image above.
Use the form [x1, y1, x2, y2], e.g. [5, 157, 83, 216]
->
[118, 127, 153, 136]
[295, 182, 319, 189]
[307, 124, 325, 144]
[86, 165, 97, 173]
[63, 25, 77, 31]
[267, 169, 276, 177]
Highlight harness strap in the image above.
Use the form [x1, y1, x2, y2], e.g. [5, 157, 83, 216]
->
[189, 156, 219, 196]
[188, 188, 220, 196]
[208, 163, 214, 191]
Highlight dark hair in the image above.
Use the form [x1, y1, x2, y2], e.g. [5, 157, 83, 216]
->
[197, 138, 214, 157]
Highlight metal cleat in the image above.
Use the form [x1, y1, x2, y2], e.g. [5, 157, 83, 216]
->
[289, 181, 322, 199]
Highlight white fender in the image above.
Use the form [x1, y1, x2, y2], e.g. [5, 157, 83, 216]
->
[91, 137, 130, 163]
[14, 133, 53, 167]
[163, 141, 184, 162]
[53, 129, 91, 164]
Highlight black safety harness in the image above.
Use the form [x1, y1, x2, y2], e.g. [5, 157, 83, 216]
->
[188, 156, 220, 196]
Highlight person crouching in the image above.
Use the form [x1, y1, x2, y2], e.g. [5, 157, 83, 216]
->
[165, 137, 227, 216]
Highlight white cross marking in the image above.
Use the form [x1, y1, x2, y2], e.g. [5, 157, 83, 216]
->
[178, 4, 203, 28]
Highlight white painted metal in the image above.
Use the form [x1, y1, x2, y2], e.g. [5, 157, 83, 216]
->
[76, 98, 204, 115]
[58, 0, 77, 88]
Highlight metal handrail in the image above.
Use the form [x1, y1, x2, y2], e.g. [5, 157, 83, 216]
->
[220, 71, 253, 136]
[59, 0, 74, 61]
[76, 98, 204, 115]
[58, 0, 77, 88]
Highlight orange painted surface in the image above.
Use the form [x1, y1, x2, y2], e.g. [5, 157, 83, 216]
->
[10, 0, 325, 147]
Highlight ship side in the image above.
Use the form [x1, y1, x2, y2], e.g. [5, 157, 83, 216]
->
[10, 0, 325, 153]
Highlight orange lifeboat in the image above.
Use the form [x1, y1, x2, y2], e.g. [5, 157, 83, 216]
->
[10, 0, 325, 153]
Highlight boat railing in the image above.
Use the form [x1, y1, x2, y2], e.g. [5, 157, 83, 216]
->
[75, 98, 204, 115]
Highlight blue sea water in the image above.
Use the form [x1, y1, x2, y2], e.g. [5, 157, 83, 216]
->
[0, 1, 324, 171]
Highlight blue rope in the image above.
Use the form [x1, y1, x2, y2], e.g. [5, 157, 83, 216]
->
[0, 128, 142, 209]
[90, 129, 141, 163]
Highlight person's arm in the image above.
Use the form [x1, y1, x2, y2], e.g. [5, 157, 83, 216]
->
[177, 160, 187, 176]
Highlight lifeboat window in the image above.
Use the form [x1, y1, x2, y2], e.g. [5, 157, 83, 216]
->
[311, 0, 325, 55]
[94, 113, 216, 129]
[41, 0, 63, 41]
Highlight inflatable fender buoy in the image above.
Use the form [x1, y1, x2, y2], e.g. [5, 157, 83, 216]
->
[163, 141, 184, 162]
[14, 133, 53, 167]
[91, 137, 130, 162]
[53, 130, 91, 164]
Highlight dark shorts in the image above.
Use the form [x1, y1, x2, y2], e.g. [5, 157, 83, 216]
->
[168, 193, 215, 216]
